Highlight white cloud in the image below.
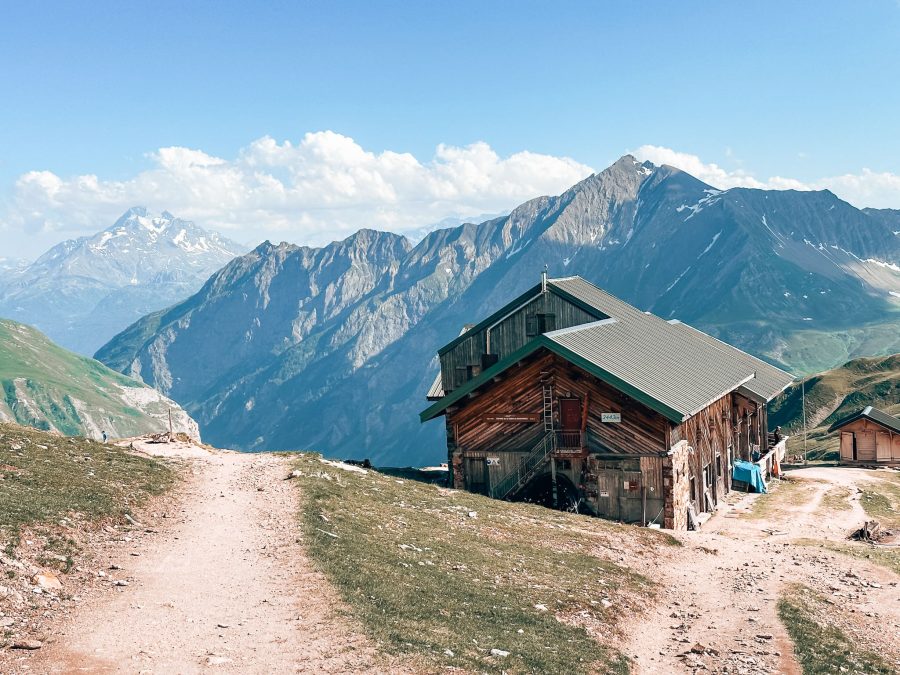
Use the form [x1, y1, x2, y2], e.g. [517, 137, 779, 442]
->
[632, 145, 767, 190]
[5, 132, 594, 250]
[632, 144, 900, 209]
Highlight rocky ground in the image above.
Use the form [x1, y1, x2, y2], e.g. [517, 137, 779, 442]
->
[623, 466, 900, 674]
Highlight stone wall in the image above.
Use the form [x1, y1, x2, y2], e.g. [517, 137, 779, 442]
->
[663, 440, 692, 530]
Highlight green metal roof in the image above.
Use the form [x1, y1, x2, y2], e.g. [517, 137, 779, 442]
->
[828, 406, 900, 434]
[421, 276, 796, 425]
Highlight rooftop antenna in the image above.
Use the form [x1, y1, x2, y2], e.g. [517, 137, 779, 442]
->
[541, 264, 549, 293]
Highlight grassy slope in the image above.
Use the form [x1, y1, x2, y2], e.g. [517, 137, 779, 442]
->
[771, 319, 900, 377]
[0, 319, 167, 437]
[0, 422, 175, 548]
[779, 584, 894, 674]
[294, 455, 677, 674]
[769, 353, 900, 462]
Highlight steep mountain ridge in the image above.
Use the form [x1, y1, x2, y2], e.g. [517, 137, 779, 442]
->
[97, 156, 900, 464]
[0, 318, 198, 439]
[0, 208, 243, 355]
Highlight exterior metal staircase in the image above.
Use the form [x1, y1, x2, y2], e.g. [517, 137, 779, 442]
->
[489, 431, 558, 500]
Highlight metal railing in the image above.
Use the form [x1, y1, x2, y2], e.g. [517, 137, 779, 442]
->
[556, 430, 583, 449]
[490, 431, 557, 500]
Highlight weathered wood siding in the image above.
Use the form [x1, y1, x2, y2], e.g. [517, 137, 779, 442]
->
[671, 394, 734, 513]
[447, 352, 669, 458]
[439, 289, 598, 393]
[732, 392, 764, 461]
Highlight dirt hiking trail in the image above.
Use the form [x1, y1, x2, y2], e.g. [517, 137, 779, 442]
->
[15, 440, 394, 674]
[624, 466, 900, 675]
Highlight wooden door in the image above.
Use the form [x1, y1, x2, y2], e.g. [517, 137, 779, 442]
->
[596, 470, 618, 520]
[857, 431, 876, 461]
[876, 432, 891, 461]
[620, 471, 643, 523]
[559, 399, 582, 430]
[840, 432, 854, 462]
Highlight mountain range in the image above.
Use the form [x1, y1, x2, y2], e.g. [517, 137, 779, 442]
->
[93, 155, 900, 465]
[0, 318, 198, 439]
[0, 208, 243, 355]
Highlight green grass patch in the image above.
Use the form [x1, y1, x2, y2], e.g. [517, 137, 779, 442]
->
[779, 584, 894, 674]
[0, 422, 176, 548]
[820, 486, 854, 513]
[294, 454, 673, 674]
[860, 476, 900, 529]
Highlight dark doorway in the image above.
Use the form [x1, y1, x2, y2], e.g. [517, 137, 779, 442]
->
[517, 473, 580, 511]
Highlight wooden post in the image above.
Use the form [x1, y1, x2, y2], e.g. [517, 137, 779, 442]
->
[550, 456, 558, 509]
[641, 484, 647, 526]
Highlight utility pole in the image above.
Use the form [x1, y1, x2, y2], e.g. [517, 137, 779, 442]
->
[801, 380, 808, 464]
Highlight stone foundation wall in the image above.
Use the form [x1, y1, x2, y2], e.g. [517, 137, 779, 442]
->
[663, 440, 692, 530]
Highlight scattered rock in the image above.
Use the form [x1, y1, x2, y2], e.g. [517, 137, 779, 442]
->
[490, 648, 510, 657]
[444, 649, 455, 657]
[114, 580, 129, 587]
[467, 511, 477, 518]
[32, 572, 62, 591]
[11, 640, 42, 650]
[286, 470, 302, 480]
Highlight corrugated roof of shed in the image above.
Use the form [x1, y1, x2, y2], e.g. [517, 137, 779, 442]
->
[828, 406, 900, 434]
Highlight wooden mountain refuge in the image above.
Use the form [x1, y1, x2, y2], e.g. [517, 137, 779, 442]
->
[829, 406, 900, 466]
[420, 273, 795, 530]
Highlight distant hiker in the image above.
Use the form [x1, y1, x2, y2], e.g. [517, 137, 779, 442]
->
[101, 430, 108, 443]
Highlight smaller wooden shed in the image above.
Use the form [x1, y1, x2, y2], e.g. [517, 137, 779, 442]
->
[829, 406, 900, 466]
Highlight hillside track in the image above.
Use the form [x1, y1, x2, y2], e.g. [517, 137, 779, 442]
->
[20, 441, 392, 674]
[623, 466, 900, 674]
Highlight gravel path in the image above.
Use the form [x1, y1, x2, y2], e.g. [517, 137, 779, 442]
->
[24, 442, 387, 674]
[623, 466, 900, 674]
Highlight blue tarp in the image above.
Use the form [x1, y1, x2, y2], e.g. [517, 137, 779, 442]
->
[732, 460, 767, 493]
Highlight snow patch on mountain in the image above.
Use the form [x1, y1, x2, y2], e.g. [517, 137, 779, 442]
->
[865, 258, 900, 273]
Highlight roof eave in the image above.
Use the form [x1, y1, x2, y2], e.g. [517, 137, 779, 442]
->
[421, 335, 689, 425]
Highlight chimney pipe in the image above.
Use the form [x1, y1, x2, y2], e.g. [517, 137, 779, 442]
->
[541, 266, 548, 293]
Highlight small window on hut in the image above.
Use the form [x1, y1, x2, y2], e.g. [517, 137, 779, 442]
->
[526, 313, 556, 336]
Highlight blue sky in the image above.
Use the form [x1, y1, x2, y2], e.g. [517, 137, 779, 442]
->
[1, 1, 899, 256]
